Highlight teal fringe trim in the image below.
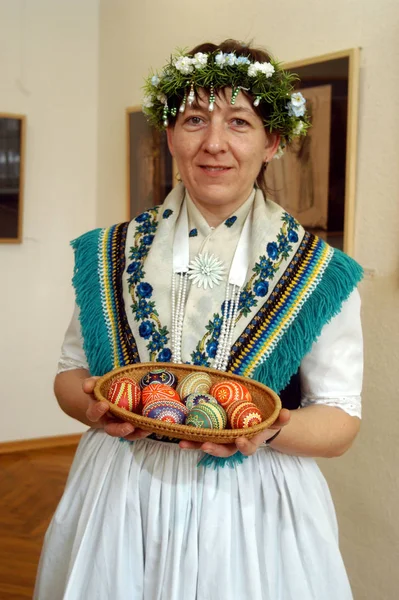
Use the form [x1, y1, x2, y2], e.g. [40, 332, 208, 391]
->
[252, 248, 363, 394]
[71, 229, 113, 377]
[197, 451, 248, 469]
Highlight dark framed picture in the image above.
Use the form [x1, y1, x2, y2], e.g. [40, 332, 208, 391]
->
[266, 49, 360, 254]
[0, 113, 26, 243]
[126, 107, 176, 220]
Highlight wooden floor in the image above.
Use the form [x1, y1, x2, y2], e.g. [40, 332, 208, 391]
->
[0, 444, 77, 599]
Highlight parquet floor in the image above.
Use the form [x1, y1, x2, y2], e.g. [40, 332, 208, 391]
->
[0, 445, 77, 599]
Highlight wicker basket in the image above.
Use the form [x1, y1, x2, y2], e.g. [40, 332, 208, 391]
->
[93, 362, 281, 444]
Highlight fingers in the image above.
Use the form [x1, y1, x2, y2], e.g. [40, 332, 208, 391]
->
[179, 440, 237, 457]
[201, 443, 237, 458]
[103, 421, 135, 438]
[123, 429, 152, 441]
[274, 408, 291, 428]
[82, 376, 101, 395]
[86, 398, 110, 423]
[235, 436, 258, 456]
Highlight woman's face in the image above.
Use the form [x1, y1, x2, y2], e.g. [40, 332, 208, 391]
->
[167, 88, 279, 217]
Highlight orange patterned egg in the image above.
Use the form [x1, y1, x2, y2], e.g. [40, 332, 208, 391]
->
[209, 380, 252, 409]
[141, 383, 182, 407]
[108, 380, 141, 413]
[226, 400, 263, 429]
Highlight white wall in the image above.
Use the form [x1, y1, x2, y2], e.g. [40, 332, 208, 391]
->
[0, 0, 99, 441]
[97, 1, 399, 599]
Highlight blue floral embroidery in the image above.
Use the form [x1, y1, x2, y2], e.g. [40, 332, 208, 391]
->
[163, 209, 173, 219]
[139, 320, 154, 339]
[238, 290, 257, 317]
[189, 228, 198, 237]
[135, 212, 151, 223]
[267, 241, 279, 259]
[137, 282, 153, 298]
[192, 211, 300, 364]
[191, 349, 210, 367]
[158, 348, 172, 362]
[206, 340, 218, 358]
[254, 280, 269, 297]
[224, 216, 237, 227]
[127, 207, 172, 361]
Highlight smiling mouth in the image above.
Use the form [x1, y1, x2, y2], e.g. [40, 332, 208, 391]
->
[200, 166, 232, 171]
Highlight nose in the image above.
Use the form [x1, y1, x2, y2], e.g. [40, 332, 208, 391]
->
[201, 119, 228, 155]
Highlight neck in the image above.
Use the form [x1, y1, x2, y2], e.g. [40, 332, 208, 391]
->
[188, 188, 255, 228]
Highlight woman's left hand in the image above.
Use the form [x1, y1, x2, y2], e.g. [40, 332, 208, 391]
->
[179, 408, 291, 457]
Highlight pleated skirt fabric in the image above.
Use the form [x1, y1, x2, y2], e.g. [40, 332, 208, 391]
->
[34, 429, 352, 600]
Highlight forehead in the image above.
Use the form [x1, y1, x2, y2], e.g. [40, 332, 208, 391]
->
[188, 87, 257, 115]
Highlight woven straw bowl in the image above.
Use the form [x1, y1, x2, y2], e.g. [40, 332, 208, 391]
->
[94, 362, 281, 444]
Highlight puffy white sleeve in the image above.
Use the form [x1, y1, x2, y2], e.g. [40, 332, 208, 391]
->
[57, 304, 90, 373]
[300, 289, 363, 418]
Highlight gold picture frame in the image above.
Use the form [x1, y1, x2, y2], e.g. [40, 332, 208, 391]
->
[126, 107, 177, 220]
[266, 49, 360, 255]
[0, 113, 26, 243]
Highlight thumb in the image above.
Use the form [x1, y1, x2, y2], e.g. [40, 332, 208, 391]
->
[82, 376, 101, 395]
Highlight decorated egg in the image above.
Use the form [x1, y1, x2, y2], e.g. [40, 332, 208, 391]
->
[226, 400, 263, 429]
[186, 401, 227, 429]
[139, 369, 177, 390]
[210, 380, 252, 409]
[117, 376, 138, 386]
[176, 371, 212, 398]
[108, 380, 141, 413]
[142, 399, 188, 424]
[183, 393, 219, 411]
[141, 383, 181, 407]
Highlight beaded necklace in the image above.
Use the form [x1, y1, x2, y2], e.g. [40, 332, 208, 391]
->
[171, 198, 251, 371]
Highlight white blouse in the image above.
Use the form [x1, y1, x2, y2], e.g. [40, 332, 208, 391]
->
[57, 289, 363, 418]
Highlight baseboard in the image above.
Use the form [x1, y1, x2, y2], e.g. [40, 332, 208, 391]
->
[0, 433, 84, 455]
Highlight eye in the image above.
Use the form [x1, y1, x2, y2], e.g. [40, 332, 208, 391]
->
[185, 116, 204, 126]
[231, 118, 250, 127]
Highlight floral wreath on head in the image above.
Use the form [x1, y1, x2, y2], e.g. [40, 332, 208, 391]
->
[142, 49, 310, 158]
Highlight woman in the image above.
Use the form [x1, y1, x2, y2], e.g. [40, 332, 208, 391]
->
[34, 40, 363, 600]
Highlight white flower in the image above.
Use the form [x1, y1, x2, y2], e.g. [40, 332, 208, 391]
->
[188, 252, 226, 289]
[193, 52, 208, 69]
[225, 52, 236, 66]
[174, 56, 194, 74]
[273, 145, 285, 160]
[259, 62, 275, 78]
[291, 92, 306, 107]
[293, 120, 304, 135]
[151, 75, 160, 87]
[247, 61, 261, 77]
[142, 96, 154, 109]
[215, 51, 228, 68]
[248, 61, 275, 78]
[157, 93, 167, 104]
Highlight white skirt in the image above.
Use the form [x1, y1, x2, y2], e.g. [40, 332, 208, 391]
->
[34, 429, 352, 600]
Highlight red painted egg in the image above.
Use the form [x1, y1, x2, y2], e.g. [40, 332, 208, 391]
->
[209, 380, 252, 409]
[117, 376, 138, 385]
[108, 380, 141, 413]
[141, 383, 182, 407]
[226, 400, 263, 429]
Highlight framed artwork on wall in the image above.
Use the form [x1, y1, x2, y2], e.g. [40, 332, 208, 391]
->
[265, 48, 360, 254]
[0, 113, 26, 243]
[126, 106, 176, 220]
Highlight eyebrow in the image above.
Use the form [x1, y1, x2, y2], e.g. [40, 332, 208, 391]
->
[186, 103, 256, 117]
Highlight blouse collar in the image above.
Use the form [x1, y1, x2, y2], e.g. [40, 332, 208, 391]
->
[185, 189, 256, 239]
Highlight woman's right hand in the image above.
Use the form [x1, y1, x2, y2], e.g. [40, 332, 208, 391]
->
[83, 376, 152, 441]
